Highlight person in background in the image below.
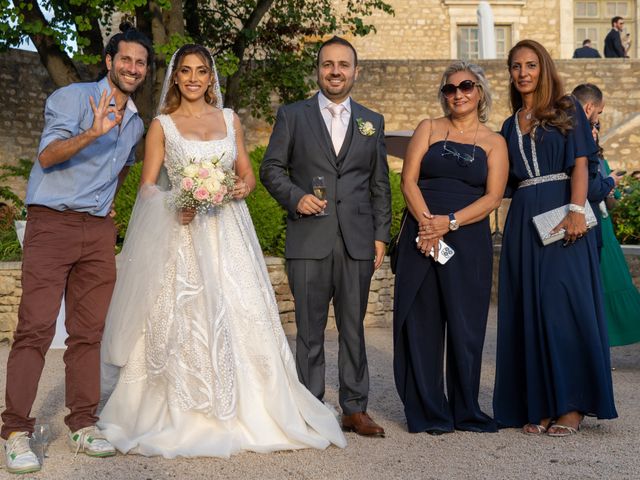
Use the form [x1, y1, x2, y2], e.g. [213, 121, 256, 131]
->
[572, 83, 623, 255]
[604, 16, 626, 58]
[573, 39, 601, 58]
[592, 131, 640, 347]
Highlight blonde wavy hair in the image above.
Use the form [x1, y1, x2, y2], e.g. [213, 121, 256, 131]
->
[438, 61, 492, 123]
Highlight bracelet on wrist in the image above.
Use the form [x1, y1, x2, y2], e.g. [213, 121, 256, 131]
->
[568, 203, 586, 214]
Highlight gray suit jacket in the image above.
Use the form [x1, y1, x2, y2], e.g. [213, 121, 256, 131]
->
[260, 94, 391, 260]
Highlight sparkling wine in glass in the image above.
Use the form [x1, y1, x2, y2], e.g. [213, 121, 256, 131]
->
[312, 176, 328, 216]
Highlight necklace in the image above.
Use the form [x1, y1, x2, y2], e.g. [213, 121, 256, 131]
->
[515, 109, 540, 178]
[449, 117, 479, 134]
[441, 122, 480, 167]
[522, 108, 534, 120]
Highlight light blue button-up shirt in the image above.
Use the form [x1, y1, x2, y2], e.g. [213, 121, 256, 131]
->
[26, 76, 144, 217]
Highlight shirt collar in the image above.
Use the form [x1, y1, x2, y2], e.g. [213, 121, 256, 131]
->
[98, 76, 139, 114]
[318, 91, 351, 114]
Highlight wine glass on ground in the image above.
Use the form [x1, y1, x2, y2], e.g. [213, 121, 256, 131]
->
[312, 176, 328, 216]
[32, 423, 51, 465]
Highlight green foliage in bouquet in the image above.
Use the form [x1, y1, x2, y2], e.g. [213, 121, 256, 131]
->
[612, 176, 640, 244]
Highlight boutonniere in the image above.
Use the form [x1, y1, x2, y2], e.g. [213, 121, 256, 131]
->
[356, 118, 376, 136]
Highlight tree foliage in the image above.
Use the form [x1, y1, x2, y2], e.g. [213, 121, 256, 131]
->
[1, 0, 393, 122]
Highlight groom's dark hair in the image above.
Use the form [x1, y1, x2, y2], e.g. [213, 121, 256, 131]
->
[317, 36, 358, 66]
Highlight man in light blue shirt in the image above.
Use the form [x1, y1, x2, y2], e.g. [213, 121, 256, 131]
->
[1, 23, 153, 474]
[25, 73, 142, 216]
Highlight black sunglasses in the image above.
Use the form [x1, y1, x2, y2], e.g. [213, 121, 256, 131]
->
[441, 80, 477, 98]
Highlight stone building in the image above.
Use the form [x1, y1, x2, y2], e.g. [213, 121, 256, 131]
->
[349, 0, 638, 60]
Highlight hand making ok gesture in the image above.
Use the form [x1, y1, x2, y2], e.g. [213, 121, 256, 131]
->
[88, 89, 124, 137]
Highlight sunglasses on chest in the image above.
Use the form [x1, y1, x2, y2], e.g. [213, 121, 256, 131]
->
[440, 80, 477, 98]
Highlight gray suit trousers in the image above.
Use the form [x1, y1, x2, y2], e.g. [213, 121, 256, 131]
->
[286, 232, 374, 416]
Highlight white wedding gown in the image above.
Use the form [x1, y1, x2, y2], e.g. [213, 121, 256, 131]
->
[98, 109, 346, 457]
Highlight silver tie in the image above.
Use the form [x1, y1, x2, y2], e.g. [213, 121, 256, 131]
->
[327, 103, 347, 154]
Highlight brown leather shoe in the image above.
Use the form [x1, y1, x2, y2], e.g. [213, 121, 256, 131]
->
[341, 412, 385, 437]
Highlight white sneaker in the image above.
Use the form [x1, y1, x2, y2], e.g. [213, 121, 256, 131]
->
[4, 432, 41, 474]
[68, 426, 116, 457]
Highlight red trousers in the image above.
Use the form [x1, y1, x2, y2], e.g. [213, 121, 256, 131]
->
[1, 206, 117, 438]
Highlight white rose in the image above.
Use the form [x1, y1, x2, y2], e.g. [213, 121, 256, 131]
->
[204, 178, 221, 193]
[214, 169, 227, 181]
[183, 164, 199, 178]
[201, 161, 214, 170]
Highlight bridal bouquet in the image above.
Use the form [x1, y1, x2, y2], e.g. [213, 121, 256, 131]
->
[169, 155, 236, 213]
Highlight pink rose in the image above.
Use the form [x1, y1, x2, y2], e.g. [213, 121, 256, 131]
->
[212, 192, 224, 204]
[181, 177, 194, 190]
[194, 187, 210, 201]
[198, 168, 210, 179]
[219, 185, 228, 195]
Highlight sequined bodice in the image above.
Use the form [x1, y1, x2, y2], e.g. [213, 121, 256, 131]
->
[157, 109, 237, 189]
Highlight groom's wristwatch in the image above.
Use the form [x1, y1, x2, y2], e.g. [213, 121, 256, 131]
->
[448, 213, 459, 231]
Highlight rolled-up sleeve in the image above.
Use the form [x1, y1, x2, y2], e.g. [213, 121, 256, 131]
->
[38, 86, 84, 156]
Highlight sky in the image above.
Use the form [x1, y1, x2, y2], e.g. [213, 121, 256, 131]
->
[11, 1, 77, 53]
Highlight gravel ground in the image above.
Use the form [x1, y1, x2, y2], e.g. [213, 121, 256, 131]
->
[0, 306, 638, 480]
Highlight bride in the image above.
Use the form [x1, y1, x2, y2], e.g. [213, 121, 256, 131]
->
[98, 44, 346, 457]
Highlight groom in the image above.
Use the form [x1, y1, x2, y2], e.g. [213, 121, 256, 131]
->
[1, 24, 152, 474]
[261, 36, 391, 436]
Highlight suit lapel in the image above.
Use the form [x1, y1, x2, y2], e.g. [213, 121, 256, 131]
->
[342, 101, 365, 164]
[304, 94, 338, 169]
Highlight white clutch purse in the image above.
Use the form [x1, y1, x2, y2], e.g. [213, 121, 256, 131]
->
[532, 202, 598, 246]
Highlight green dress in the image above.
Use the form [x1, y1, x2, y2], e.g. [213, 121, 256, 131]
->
[600, 159, 640, 346]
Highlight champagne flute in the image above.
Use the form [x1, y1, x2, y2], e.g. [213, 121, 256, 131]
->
[33, 423, 51, 465]
[312, 176, 328, 217]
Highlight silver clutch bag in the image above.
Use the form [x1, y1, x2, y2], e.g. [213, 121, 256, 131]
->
[532, 202, 598, 246]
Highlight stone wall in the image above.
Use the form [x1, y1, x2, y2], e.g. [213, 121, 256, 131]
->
[0, 257, 396, 343]
[346, 0, 564, 60]
[2, 252, 639, 342]
[0, 50, 57, 201]
[2, 49, 640, 191]
[266, 257, 395, 329]
[350, 58, 640, 172]
[0, 262, 21, 343]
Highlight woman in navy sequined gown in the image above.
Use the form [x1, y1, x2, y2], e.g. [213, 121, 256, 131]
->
[393, 62, 508, 434]
[493, 40, 617, 436]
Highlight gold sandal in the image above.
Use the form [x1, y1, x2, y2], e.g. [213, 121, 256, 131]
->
[547, 424, 579, 437]
[523, 423, 549, 435]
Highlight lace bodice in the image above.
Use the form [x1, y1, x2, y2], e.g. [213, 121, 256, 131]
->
[157, 109, 237, 189]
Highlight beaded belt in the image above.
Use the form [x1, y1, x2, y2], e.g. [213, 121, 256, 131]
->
[518, 173, 570, 189]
